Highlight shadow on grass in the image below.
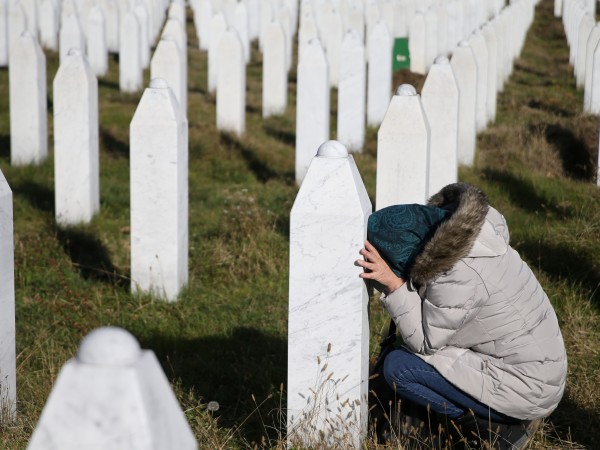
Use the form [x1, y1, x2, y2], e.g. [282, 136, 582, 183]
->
[0, 134, 10, 160]
[549, 395, 600, 449]
[544, 124, 596, 181]
[56, 227, 129, 288]
[481, 169, 572, 217]
[98, 78, 120, 91]
[147, 327, 287, 444]
[516, 240, 600, 305]
[11, 179, 55, 213]
[264, 124, 295, 147]
[220, 132, 294, 184]
[527, 99, 575, 118]
[100, 128, 129, 159]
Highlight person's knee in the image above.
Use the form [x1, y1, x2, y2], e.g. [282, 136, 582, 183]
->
[383, 349, 410, 389]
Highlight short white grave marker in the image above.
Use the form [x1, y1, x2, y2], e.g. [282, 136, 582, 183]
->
[39, 0, 58, 51]
[151, 37, 185, 115]
[87, 5, 108, 76]
[367, 21, 392, 127]
[217, 28, 245, 136]
[208, 13, 227, 93]
[119, 11, 143, 93]
[262, 20, 287, 117]
[59, 13, 85, 65]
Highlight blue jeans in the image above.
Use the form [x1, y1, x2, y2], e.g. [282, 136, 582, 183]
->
[383, 346, 518, 423]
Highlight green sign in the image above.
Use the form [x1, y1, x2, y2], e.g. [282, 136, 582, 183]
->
[393, 37, 410, 71]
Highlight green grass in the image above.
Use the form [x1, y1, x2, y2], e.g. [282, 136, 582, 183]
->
[0, 0, 599, 448]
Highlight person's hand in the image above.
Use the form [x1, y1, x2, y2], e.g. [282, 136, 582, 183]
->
[356, 240, 405, 294]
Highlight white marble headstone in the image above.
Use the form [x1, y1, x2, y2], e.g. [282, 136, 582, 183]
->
[584, 24, 600, 112]
[0, 0, 7, 67]
[233, 0, 250, 64]
[99, 0, 119, 53]
[469, 30, 489, 133]
[288, 140, 371, 449]
[27, 327, 197, 449]
[134, 0, 150, 69]
[555, 0, 563, 17]
[208, 13, 227, 93]
[216, 28, 246, 136]
[337, 29, 366, 153]
[196, 0, 211, 50]
[39, 0, 58, 51]
[0, 170, 16, 421]
[130, 78, 188, 301]
[59, 14, 85, 64]
[376, 84, 430, 210]
[21, 0, 37, 38]
[409, 11, 426, 74]
[482, 22, 498, 124]
[421, 56, 459, 197]
[167, 0, 185, 24]
[7, 0, 27, 60]
[87, 5, 108, 76]
[53, 49, 100, 225]
[9, 32, 47, 166]
[295, 38, 329, 185]
[424, 8, 438, 71]
[151, 37, 185, 115]
[318, 2, 343, 87]
[367, 21, 392, 127]
[119, 11, 143, 93]
[576, 12, 594, 89]
[262, 20, 287, 117]
[450, 40, 477, 166]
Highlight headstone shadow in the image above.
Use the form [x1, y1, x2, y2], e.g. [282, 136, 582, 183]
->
[220, 133, 294, 183]
[549, 394, 600, 449]
[544, 124, 595, 181]
[144, 327, 287, 444]
[482, 168, 573, 217]
[11, 179, 54, 213]
[263, 124, 295, 147]
[100, 128, 130, 159]
[56, 227, 129, 288]
[98, 78, 120, 91]
[0, 134, 10, 160]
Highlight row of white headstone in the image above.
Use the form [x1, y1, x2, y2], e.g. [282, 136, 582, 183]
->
[288, 1, 540, 446]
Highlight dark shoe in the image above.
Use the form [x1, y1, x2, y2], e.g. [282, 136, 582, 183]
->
[452, 413, 542, 449]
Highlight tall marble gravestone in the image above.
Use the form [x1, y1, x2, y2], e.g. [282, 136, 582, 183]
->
[421, 56, 459, 197]
[555, 0, 563, 17]
[262, 20, 287, 117]
[376, 84, 430, 210]
[21, 0, 37, 38]
[100, 0, 119, 53]
[161, 18, 187, 113]
[288, 140, 371, 449]
[130, 78, 188, 302]
[27, 327, 197, 449]
[216, 28, 246, 136]
[576, 12, 594, 89]
[59, 13, 85, 65]
[119, 11, 143, 93]
[151, 37, 185, 116]
[39, 0, 58, 51]
[451, 40, 477, 167]
[0, 0, 7, 67]
[87, 5, 108, 76]
[337, 29, 366, 153]
[208, 12, 227, 93]
[134, 1, 150, 69]
[319, 1, 343, 87]
[482, 22, 498, 124]
[196, 0, 212, 50]
[367, 21, 392, 127]
[8, 0, 27, 60]
[584, 24, 600, 112]
[469, 30, 489, 133]
[53, 49, 99, 226]
[589, 37, 600, 114]
[9, 33, 47, 166]
[424, 8, 438, 72]
[0, 170, 16, 421]
[233, 0, 250, 64]
[295, 38, 329, 185]
[409, 11, 426, 74]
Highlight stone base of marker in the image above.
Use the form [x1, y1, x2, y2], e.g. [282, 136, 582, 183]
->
[27, 327, 197, 449]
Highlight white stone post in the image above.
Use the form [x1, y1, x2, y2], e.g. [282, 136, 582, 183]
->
[367, 21, 392, 127]
[469, 30, 489, 133]
[27, 327, 197, 449]
[482, 22, 498, 123]
[151, 37, 185, 115]
[234, 0, 250, 64]
[134, 0, 150, 69]
[337, 29, 366, 153]
[130, 78, 188, 302]
[295, 38, 329, 185]
[584, 24, 600, 112]
[421, 56, 459, 197]
[161, 18, 187, 112]
[262, 20, 287, 117]
[8, 0, 27, 61]
[409, 11, 426, 74]
[119, 11, 143, 93]
[376, 84, 430, 210]
[196, 0, 211, 50]
[216, 28, 246, 136]
[424, 8, 438, 71]
[451, 40, 478, 166]
[59, 13, 85, 65]
[21, 0, 37, 38]
[288, 140, 371, 449]
[39, 0, 58, 51]
[99, 0, 119, 53]
[208, 13, 227, 93]
[0, 0, 7, 67]
[87, 5, 108, 76]
[318, 2, 343, 87]
[9, 32, 47, 166]
[53, 49, 99, 225]
[555, 0, 563, 17]
[0, 170, 16, 421]
[576, 13, 594, 89]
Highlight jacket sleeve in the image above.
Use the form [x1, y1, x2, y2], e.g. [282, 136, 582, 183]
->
[380, 282, 426, 354]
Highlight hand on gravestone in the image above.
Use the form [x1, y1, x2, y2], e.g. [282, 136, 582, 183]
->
[357, 241, 405, 295]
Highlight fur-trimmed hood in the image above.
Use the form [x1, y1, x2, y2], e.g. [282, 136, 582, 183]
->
[409, 183, 491, 285]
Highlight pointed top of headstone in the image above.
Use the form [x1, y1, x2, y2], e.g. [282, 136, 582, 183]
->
[67, 47, 81, 57]
[77, 327, 142, 366]
[458, 40, 470, 48]
[396, 84, 417, 96]
[150, 77, 169, 89]
[317, 140, 348, 158]
[434, 55, 450, 65]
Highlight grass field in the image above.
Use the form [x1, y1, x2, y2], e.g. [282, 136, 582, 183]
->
[0, 0, 599, 448]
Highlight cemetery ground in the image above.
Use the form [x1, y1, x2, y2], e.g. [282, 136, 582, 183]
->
[0, 0, 599, 448]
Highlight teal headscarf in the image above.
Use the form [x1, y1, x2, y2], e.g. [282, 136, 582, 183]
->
[367, 204, 451, 279]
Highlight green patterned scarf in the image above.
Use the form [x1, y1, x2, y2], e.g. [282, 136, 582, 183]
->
[367, 204, 451, 279]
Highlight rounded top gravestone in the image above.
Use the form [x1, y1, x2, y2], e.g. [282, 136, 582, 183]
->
[77, 326, 142, 365]
[396, 84, 417, 96]
[150, 77, 169, 89]
[435, 55, 450, 65]
[317, 140, 348, 158]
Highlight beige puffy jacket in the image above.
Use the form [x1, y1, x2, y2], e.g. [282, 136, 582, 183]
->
[380, 184, 567, 420]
